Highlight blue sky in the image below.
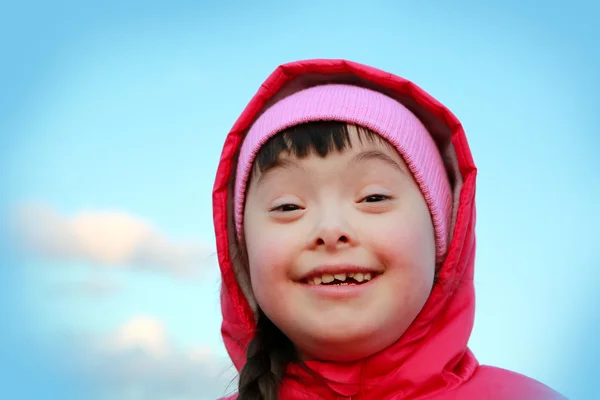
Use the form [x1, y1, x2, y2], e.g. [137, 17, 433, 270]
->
[1, 1, 599, 399]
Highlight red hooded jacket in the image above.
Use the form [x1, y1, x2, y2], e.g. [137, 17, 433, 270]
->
[212, 59, 564, 399]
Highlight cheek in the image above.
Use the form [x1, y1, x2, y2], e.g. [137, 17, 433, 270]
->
[245, 223, 296, 270]
[244, 222, 299, 307]
[365, 204, 436, 278]
[377, 221, 432, 254]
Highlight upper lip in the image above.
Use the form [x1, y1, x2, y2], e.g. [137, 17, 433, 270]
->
[298, 264, 383, 281]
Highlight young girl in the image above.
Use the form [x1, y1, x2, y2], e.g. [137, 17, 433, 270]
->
[212, 59, 564, 399]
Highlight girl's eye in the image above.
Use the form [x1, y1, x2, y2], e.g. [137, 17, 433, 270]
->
[361, 194, 390, 203]
[271, 204, 301, 212]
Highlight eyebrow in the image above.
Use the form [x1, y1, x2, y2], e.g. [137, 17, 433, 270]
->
[255, 158, 303, 186]
[349, 150, 408, 174]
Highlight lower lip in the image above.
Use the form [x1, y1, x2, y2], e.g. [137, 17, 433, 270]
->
[299, 276, 379, 299]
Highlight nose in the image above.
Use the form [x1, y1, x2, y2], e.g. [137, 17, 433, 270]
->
[308, 212, 356, 251]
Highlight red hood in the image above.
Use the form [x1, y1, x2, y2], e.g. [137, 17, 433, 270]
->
[212, 59, 479, 399]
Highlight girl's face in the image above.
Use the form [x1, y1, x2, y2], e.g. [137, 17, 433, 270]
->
[243, 128, 436, 361]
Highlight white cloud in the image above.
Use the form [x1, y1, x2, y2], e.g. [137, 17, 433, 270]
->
[8, 203, 215, 277]
[109, 315, 169, 358]
[59, 315, 237, 400]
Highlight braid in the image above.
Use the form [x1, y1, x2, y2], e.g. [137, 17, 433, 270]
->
[237, 308, 296, 400]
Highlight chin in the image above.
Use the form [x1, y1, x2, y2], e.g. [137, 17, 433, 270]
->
[293, 322, 396, 362]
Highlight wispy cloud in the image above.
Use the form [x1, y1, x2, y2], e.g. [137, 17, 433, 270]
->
[59, 315, 236, 400]
[49, 278, 122, 298]
[8, 203, 215, 278]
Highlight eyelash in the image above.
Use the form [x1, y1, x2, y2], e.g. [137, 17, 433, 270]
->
[270, 195, 391, 212]
[360, 194, 392, 203]
[270, 204, 302, 212]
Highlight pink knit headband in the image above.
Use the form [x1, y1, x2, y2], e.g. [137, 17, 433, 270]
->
[234, 84, 453, 260]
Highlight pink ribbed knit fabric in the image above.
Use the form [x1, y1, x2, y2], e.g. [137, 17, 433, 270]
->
[234, 84, 453, 260]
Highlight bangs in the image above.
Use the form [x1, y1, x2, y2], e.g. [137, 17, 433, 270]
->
[254, 121, 384, 173]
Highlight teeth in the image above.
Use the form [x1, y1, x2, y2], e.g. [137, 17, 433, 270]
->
[334, 273, 347, 281]
[307, 271, 377, 285]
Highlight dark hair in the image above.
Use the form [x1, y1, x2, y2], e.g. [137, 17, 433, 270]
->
[253, 120, 382, 174]
[237, 121, 380, 400]
[237, 307, 297, 400]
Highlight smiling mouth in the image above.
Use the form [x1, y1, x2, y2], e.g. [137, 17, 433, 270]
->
[304, 271, 380, 286]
